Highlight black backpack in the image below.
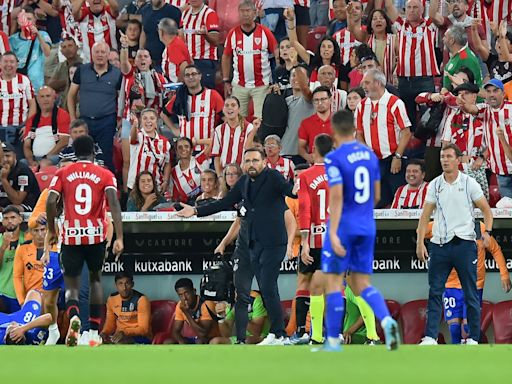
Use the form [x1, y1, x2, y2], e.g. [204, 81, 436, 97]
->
[414, 102, 446, 141]
[200, 254, 235, 304]
[259, 92, 288, 141]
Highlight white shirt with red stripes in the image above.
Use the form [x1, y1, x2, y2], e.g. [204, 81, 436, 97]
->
[166, 87, 224, 151]
[394, 17, 440, 77]
[165, 0, 188, 7]
[0, 74, 34, 127]
[392, 181, 429, 209]
[211, 122, 254, 167]
[180, 5, 219, 61]
[478, 101, 512, 175]
[128, 131, 171, 189]
[267, 156, 295, 181]
[332, 28, 361, 66]
[0, 0, 14, 35]
[224, 24, 278, 88]
[60, 0, 81, 42]
[355, 90, 411, 159]
[415, 92, 457, 148]
[170, 151, 210, 203]
[298, 163, 328, 249]
[294, 0, 310, 6]
[78, 5, 117, 63]
[0, 30, 9, 54]
[121, 68, 166, 119]
[331, 89, 347, 113]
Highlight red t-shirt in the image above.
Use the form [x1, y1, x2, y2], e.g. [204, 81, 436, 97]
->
[162, 36, 192, 83]
[49, 161, 117, 246]
[298, 113, 332, 153]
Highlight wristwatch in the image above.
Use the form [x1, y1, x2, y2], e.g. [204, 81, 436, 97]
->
[393, 153, 402, 160]
[486, 229, 493, 237]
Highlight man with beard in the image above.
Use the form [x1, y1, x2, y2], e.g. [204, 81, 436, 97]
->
[0, 206, 26, 314]
[179, 147, 298, 345]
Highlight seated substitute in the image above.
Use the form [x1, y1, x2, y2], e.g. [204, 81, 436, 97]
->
[0, 289, 52, 345]
[210, 290, 270, 345]
[170, 278, 219, 344]
[100, 272, 151, 344]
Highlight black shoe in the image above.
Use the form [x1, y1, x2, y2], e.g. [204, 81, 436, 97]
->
[234, 340, 245, 345]
[365, 338, 382, 345]
[309, 338, 323, 345]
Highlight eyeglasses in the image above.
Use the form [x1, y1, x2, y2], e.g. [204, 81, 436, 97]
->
[225, 173, 239, 177]
[313, 97, 330, 104]
[184, 72, 200, 78]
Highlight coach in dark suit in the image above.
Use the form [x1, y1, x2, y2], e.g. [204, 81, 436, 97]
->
[179, 147, 297, 344]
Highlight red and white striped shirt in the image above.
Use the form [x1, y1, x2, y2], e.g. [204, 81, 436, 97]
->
[48, 161, 117, 246]
[180, 5, 219, 61]
[161, 36, 192, 83]
[224, 24, 278, 88]
[0, 0, 14, 35]
[394, 17, 440, 77]
[332, 28, 361, 66]
[331, 89, 347, 113]
[391, 182, 429, 209]
[415, 92, 457, 148]
[294, 0, 310, 6]
[165, 0, 188, 7]
[78, 5, 117, 63]
[0, 30, 9, 54]
[368, 33, 397, 85]
[298, 163, 328, 249]
[355, 91, 411, 159]
[166, 88, 224, 151]
[478, 102, 512, 175]
[0, 74, 34, 127]
[442, 111, 485, 161]
[170, 151, 210, 203]
[128, 131, 171, 189]
[267, 156, 295, 181]
[485, 0, 510, 23]
[60, 0, 81, 42]
[211, 122, 254, 167]
[121, 68, 166, 119]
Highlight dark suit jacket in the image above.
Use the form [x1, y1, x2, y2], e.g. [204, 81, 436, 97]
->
[197, 168, 296, 247]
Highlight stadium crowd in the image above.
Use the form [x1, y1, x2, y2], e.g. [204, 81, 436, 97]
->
[0, 0, 511, 347]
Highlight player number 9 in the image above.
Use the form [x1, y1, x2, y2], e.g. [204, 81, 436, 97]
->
[75, 184, 93, 215]
[354, 166, 370, 204]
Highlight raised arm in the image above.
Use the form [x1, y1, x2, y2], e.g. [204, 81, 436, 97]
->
[383, 0, 399, 23]
[429, 0, 445, 27]
[283, 8, 311, 65]
[347, 2, 369, 42]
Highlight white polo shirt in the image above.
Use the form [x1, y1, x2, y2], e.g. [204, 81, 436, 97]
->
[425, 171, 484, 245]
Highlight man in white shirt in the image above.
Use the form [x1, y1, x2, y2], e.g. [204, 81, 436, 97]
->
[416, 143, 493, 346]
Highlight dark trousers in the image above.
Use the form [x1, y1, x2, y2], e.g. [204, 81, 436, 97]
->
[82, 113, 117, 172]
[424, 146, 442, 182]
[233, 243, 254, 342]
[79, 263, 90, 331]
[425, 237, 480, 340]
[249, 241, 285, 337]
[194, 59, 217, 90]
[377, 156, 405, 208]
[398, 76, 435, 132]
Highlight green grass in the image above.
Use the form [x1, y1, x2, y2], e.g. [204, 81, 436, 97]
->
[0, 345, 510, 383]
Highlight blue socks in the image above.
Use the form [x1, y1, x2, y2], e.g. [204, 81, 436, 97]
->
[449, 323, 462, 344]
[360, 286, 391, 321]
[325, 292, 345, 339]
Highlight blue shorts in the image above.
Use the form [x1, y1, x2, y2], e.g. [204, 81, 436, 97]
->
[0, 295, 21, 313]
[43, 251, 65, 291]
[443, 288, 484, 322]
[321, 232, 375, 275]
[133, 336, 151, 344]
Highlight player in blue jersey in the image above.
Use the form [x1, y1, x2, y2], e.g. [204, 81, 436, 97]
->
[320, 109, 399, 351]
[0, 290, 52, 345]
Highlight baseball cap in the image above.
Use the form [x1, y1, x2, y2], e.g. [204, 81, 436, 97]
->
[452, 82, 480, 96]
[483, 78, 504, 91]
[1, 142, 15, 152]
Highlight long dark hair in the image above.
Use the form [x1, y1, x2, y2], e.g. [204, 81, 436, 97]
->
[311, 36, 342, 70]
[366, 9, 393, 35]
[129, 171, 162, 211]
[278, 37, 291, 66]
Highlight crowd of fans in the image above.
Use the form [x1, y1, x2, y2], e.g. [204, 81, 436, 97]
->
[0, 0, 512, 344]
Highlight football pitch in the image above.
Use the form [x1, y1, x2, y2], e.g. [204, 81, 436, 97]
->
[0, 345, 510, 383]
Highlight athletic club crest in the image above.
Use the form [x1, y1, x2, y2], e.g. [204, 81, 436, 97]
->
[254, 37, 261, 45]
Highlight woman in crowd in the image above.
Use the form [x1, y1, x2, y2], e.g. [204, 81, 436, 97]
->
[346, 87, 365, 113]
[127, 171, 166, 212]
[195, 169, 222, 206]
[220, 163, 243, 197]
[170, 137, 210, 204]
[272, 37, 300, 98]
[211, 96, 256, 176]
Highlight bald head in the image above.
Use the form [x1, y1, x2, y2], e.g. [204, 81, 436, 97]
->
[318, 65, 336, 87]
[406, 0, 424, 22]
[36, 86, 57, 113]
[91, 42, 109, 66]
